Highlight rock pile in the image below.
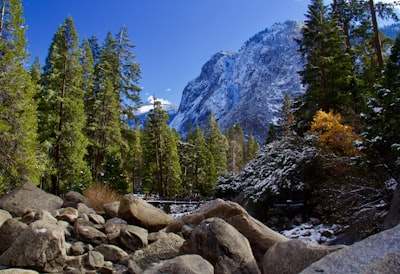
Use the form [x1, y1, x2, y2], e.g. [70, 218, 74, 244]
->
[0, 182, 398, 273]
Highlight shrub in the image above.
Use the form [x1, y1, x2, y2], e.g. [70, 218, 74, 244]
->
[309, 109, 362, 156]
[83, 183, 121, 211]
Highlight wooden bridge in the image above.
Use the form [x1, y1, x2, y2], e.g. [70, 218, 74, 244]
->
[146, 199, 204, 206]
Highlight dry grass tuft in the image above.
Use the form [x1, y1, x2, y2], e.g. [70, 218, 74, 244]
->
[83, 183, 121, 212]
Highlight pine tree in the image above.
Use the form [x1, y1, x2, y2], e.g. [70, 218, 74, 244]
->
[362, 34, 400, 179]
[38, 16, 90, 194]
[185, 126, 212, 196]
[0, 0, 43, 193]
[115, 26, 141, 117]
[295, 0, 355, 134]
[142, 100, 181, 197]
[331, 0, 397, 112]
[85, 29, 141, 188]
[244, 135, 260, 163]
[226, 124, 245, 173]
[205, 113, 228, 179]
[121, 122, 143, 192]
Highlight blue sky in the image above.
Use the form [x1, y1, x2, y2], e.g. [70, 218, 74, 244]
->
[23, 0, 384, 105]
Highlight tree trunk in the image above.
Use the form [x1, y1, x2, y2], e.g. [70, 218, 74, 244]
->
[369, 0, 384, 70]
[0, 0, 6, 37]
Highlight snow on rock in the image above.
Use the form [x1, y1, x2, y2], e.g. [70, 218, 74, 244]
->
[281, 223, 343, 244]
[215, 136, 320, 205]
[170, 21, 305, 143]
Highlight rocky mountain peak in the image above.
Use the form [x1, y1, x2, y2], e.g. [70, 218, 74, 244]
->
[170, 20, 305, 143]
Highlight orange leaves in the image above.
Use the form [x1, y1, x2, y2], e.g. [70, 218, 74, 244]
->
[309, 110, 362, 156]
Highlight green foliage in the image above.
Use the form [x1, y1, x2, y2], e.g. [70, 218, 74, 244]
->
[295, 0, 355, 134]
[38, 16, 90, 194]
[142, 100, 181, 197]
[205, 113, 228, 176]
[0, 0, 43, 193]
[361, 33, 400, 179]
[226, 124, 245, 173]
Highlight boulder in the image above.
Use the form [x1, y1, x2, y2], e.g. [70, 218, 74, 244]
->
[74, 219, 107, 246]
[104, 218, 127, 234]
[198, 198, 247, 219]
[56, 207, 79, 223]
[0, 209, 12, 227]
[88, 213, 105, 225]
[128, 232, 185, 270]
[103, 201, 120, 219]
[20, 210, 57, 225]
[0, 220, 67, 273]
[119, 225, 148, 252]
[62, 191, 87, 208]
[301, 223, 400, 273]
[227, 212, 288, 261]
[0, 269, 39, 274]
[262, 239, 345, 274]
[180, 217, 260, 274]
[0, 218, 28, 254]
[118, 194, 173, 232]
[69, 241, 88, 256]
[143, 254, 214, 274]
[168, 198, 287, 264]
[0, 183, 63, 217]
[94, 244, 128, 262]
[77, 203, 96, 216]
[384, 181, 400, 230]
[84, 250, 104, 270]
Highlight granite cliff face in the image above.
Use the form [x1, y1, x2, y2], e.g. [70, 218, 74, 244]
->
[170, 21, 305, 143]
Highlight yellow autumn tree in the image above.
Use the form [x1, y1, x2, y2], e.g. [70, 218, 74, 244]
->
[309, 110, 362, 156]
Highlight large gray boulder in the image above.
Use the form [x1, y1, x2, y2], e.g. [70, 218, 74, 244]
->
[262, 239, 345, 274]
[0, 183, 63, 217]
[168, 198, 287, 263]
[0, 220, 67, 272]
[180, 217, 260, 274]
[73, 218, 107, 246]
[103, 201, 120, 219]
[301, 223, 400, 273]
[118, 194, 173, 232]
[128, 232, 185, 270]
[143, 254, 214, 274]
[94, 244, 128, 263]
[61, 191, 87, 209]
[0, 218, 28, 254]
[0, 209, 12, 228]
[0, 269, 39, 274]
[384, 181, 400, 230]
[227, 212, 288, 261]
[119, 225, 148, 252]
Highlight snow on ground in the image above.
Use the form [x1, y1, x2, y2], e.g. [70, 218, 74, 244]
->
[280, 223, 343, 244]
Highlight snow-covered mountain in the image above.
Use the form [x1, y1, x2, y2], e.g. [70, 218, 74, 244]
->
[170, 21, 305, 143]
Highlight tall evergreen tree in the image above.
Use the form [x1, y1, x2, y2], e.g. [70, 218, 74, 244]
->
[226, 124, 245, 173]
[185, 126, 212, 196]
[38, 16, 90, 194]
[205, 113, 228, 179]
[142, 100, 181, 197]
[121, 122, 143, 192]
[244, 135, 260, 163]
[0, 0, 43, 193]
[115, 26, 141, 117]
[362, 33, 400, 179]
[295, 0, 355, 134]
[331, 0, 397, 113]
[85, 29, 141, 187]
